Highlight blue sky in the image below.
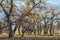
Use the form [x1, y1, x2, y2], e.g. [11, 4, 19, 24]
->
[46, 0, 60, 9]
[0, 0, 60, 19]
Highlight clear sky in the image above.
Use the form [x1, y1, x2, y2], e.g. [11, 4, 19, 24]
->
[0, 0, 60, 19]
[46, 0, 60, 9]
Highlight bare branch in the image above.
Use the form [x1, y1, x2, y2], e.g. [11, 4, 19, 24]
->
[0, 0, 4, 3]
[0, 3, 8, 17]
[9, 0, 13, 14]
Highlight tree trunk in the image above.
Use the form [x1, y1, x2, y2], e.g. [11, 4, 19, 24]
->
[8, 23, 14, 38]
[8, 16, 14, 38]
[18, 25, 20, 35]
[50, 19, 53, 36]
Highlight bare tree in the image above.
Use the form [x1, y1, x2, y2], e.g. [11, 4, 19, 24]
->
[0, 0, 15, 38]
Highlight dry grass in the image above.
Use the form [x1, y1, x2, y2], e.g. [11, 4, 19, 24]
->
[0, 30, 60, 38]
[0, 32, 60, 40]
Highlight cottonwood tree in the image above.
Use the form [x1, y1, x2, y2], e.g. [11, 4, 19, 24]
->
[13, 0, 48, 36]
[13, 0, 44, 36]
[45, 6, 59, 36]
[0, 0, 59, 37]
[0, 0, 16, 38]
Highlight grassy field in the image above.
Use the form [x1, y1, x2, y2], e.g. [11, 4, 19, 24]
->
[0, 33, 60, 40]
[0, 32, 60, 40]
[0, 36, 60, 40]
[0, 34, 60, 40]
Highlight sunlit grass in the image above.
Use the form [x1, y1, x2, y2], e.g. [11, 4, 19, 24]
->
[0, 33, 8, 37]
[0, 29, 60, 37]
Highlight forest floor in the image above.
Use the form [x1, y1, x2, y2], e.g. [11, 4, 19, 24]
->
[0, 36, 60, 40]
[0, 32, 60, 40]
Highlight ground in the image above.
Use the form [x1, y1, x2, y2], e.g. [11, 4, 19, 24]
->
[0, 32, 60, 40]
[0, 36, 60, 40]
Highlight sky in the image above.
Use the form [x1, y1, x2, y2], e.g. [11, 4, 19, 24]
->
[0, 0, 60, 19]
[46, 0, 60, 9]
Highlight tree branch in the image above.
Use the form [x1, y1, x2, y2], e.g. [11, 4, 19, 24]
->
[0, 3, 9, 17]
